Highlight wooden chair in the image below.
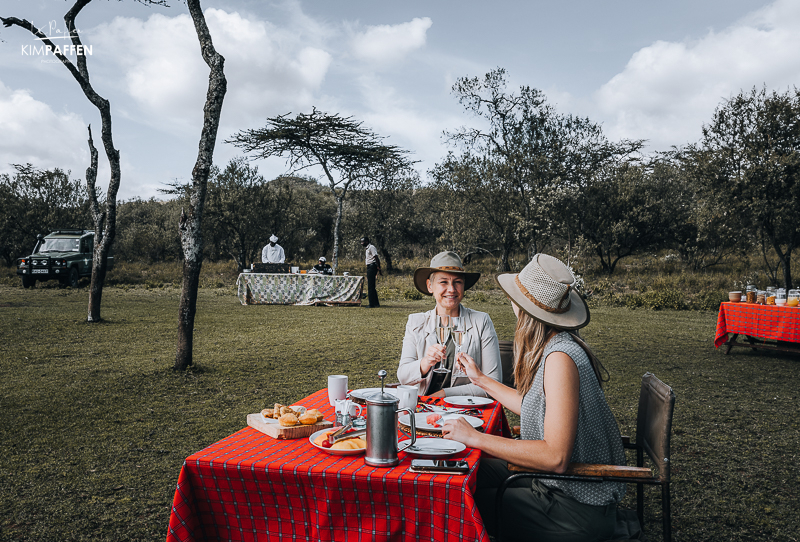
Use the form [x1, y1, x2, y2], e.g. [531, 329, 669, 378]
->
[495, 372, 676, 542]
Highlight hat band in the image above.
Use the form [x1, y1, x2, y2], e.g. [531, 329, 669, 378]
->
[514, 275, 571, 314]
[434, 266, 465, 272]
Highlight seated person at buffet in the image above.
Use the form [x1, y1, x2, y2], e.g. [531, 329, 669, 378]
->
[397, 251, 501, 398]
[442, 254, 626, 542]
[261, 234, 285, 264]
[310, 256, 333, 275]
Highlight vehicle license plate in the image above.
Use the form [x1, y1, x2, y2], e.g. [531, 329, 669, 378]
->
[32, 269, 48, 274]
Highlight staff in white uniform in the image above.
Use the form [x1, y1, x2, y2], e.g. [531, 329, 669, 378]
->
[262, 235, 285, 263]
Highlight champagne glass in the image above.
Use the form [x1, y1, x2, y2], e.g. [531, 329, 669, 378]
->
[432, 315, 451, 375]
[451, 317, 466, 377]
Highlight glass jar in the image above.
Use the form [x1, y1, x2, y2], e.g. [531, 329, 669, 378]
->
[788, 289, 800, 307]
[746, 285, 757, 303]
[775, 288, 787, 306]
[757, 290, 766, 304]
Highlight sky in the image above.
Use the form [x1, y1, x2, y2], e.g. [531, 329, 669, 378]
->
[1, 0, 798, 200]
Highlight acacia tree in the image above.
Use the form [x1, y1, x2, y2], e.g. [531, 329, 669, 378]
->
[174, 0, 227, 371]
[1, 1, 166, 320]
[228, 108, 411, 273]
[689, 87, 800, 289]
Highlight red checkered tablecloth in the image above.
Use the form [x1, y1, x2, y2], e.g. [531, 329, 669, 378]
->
[714, 302, 800, 348]
[166, 389, 509, 542]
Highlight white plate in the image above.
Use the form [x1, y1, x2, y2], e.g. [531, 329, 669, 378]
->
[308, 428, 367, 456]
[444, 396, 494, 408]
[402, 437, 466, 457]
[398, 412, 484, 432]
[260, 405, 306, 424]
[349, 388, 398, 401]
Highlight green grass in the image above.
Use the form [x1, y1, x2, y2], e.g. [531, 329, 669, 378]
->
[1, 285, 799, 541]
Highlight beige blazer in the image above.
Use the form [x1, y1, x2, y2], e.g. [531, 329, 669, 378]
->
[397, 305, 502, 397]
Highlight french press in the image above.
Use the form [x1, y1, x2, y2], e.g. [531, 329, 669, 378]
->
[364, 370, 416, 467]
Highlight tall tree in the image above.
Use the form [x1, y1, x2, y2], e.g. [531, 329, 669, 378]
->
[228, 108, 411, 273]
[688, 87, 800, 289]
[173, 0, 227, 371]
[2, 0, 165, 321]
[346, 158, 420, 272]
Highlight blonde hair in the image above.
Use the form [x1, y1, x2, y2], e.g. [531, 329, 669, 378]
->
[513, 311, 608, 396]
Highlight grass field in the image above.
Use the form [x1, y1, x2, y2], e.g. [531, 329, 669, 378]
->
[1, 284, 799, 541]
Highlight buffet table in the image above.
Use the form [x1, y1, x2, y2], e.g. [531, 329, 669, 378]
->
[166, 389, 509, 542]
[715, 301, 800, 354]
[236, 273, 364, 306]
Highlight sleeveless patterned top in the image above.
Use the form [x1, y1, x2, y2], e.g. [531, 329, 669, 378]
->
[520, 332, 626, 506]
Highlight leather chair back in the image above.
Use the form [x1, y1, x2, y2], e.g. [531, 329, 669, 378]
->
[498, 340, 515, 389]
[637, 372, 676, 482]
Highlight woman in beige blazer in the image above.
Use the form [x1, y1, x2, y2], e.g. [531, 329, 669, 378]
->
[397, 252, 502, 397]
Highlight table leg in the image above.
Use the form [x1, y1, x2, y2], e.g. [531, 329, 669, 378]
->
[724, 333, 738, 355]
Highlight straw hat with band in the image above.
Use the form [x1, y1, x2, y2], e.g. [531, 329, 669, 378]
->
[496, 253, 589, 330]
[414, 251, 481, 295]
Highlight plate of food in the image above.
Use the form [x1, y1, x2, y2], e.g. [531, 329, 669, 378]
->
[349, 388, 398, 402]
[398, 412, 483, 432]
[443, 396, 494, 408]
[309, 428, 367, 456]
[402, 437, 466, 457]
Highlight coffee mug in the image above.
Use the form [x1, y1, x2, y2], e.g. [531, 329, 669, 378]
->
[396, 384, 419, 410]
[328, 375, 348, 406]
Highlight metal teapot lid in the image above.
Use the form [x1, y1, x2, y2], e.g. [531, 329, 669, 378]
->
[365, 370, 399, 405]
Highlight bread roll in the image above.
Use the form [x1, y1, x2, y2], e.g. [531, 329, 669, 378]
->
[278, 413, 298, 427]
[299, 412, 318, 425]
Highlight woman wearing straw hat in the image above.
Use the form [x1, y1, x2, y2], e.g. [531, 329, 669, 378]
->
[397, 251, 502, 398]
[442, 254, 626, 542]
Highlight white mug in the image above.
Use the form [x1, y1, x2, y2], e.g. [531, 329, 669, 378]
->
[396, 384, 419, 411]
[328, 375, 348, 406]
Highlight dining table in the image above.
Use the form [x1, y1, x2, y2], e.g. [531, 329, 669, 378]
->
[166, 388, 510, 542]
[236, 273, 364, 306]
[714, 301, 800, 354]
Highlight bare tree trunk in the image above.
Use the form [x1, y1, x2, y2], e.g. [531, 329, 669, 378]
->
[331, 194, 343, 274]
[2, 4, 122, 323]
[174, 0, 227, 371]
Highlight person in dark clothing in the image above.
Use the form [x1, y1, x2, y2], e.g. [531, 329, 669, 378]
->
[311, 257, 333, 275]
[361, 236, 381, 308]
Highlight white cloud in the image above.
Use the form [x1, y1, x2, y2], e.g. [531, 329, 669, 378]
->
[91, 8, 332, 133]
[594, 0, 800, 150]
[350, 17, 432, 63]
[0, 79, 89, 177]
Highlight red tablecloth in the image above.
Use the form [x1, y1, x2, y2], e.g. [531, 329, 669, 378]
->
[714, 301, 800, 347]
[166, 389, 510, 542]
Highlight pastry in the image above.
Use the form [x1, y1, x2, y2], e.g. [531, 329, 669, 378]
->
[306, 409, 324, 422]
[261, 408, 274, 418]
[330, 438, 366, 450]
[273, 403, 284, 418]
[279, 406, 295, 416]
[299, 412, 318, 425]
[278, 413, 299, 427]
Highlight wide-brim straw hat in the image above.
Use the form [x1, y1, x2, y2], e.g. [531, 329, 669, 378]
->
[414, 251, 481, 295]
[496, 253, 589, 330]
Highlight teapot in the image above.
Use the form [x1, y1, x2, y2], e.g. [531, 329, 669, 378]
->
[364, 370, 416, 467]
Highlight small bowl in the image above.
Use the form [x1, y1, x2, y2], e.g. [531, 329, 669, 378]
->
[775, 299, 787, 306]
[728, 291, 742, 302]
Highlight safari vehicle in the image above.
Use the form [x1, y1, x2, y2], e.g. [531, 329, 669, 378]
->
[16, 229, 113, 288]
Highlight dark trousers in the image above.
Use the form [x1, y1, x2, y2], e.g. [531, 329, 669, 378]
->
[366, 263, 379, 307]
[475, 458, 616, 542]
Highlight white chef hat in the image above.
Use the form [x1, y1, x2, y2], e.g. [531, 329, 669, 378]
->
[269, 234, 278, 243]
[319, 256, 326, 262]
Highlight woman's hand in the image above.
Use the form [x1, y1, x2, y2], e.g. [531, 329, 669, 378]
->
[455, 352, 485, 385]
[442, 417, 479, 448]
[420, 344, 446, 376]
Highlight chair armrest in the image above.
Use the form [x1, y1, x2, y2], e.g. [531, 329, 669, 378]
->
[512, 425, 521, 436]
[507, 462, 654, 480]
[620, 435, 630, 446]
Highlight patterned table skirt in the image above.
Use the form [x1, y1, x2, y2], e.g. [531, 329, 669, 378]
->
[236, 273, 364, 306]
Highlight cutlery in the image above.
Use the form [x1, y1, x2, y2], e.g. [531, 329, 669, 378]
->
[407, 445, 459, 453]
